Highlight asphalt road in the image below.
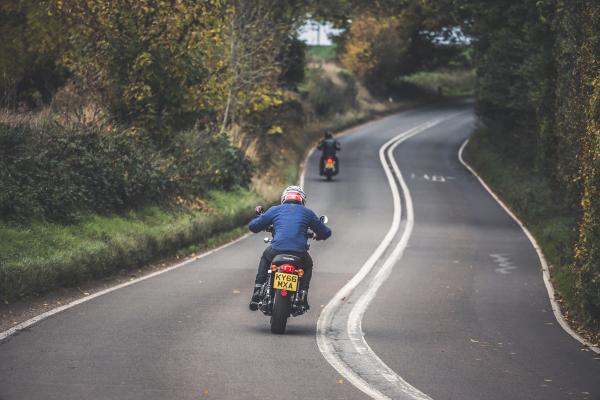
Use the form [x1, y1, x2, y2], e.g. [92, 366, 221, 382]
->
[1, 102, 599, 400]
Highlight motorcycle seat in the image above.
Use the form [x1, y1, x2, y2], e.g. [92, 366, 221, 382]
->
[272, 254, 303, 267]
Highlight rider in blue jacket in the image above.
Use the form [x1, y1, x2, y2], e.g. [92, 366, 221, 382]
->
[248, 185, 331, 310]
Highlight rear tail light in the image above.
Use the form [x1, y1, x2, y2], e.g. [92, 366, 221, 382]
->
[279, 264, 296, 273]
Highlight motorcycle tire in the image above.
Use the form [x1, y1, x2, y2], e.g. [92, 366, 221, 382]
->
[270, 290, 290, 334]
[326, 174, 332, 181]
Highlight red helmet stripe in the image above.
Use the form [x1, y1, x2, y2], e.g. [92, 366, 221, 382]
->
[284, 193, 302, 202]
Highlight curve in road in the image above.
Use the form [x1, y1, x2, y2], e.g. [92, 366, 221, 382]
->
[1, 102, 599, 400]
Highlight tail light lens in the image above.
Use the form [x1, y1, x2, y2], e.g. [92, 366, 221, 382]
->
[279, 264, 296, 273]
[281, 290, 288, 297]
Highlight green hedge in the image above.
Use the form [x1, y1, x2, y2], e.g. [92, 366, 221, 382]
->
[0, 124, 251, 222]
[302, 68, 358, 117]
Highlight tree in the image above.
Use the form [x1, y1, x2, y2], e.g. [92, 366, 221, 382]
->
[55, 0, 232, 142]
[0, 0, 66, 108]
[219, 0, 308, 136]
[341, 13, 419, 93]
[329, 1, 469, 94]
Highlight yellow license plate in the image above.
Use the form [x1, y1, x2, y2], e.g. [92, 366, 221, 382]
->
[325, 160, 335, 169]
[273, 272, 298, 292]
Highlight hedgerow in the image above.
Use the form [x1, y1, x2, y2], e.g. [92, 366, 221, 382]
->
[465, 0, 600, 328]
[0, 123, 250, 222]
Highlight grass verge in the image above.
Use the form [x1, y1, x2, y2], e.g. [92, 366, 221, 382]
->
[464, 130, 599, 342]
[0, 189, 262, 302]
[307, 45, 337, 61]
[399, 69, 475, 97]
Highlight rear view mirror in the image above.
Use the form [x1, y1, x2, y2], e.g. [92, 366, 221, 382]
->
[255, 206, 264, 215]
[320, 215, 329, 224]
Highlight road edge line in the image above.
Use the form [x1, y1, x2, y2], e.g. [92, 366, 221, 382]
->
[458, 138, 600, 354]
[0, 233, 251, 342]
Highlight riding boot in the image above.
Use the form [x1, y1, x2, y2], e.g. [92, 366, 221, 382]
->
[298, 289, 310, 311]
[249, 284, 262, 311]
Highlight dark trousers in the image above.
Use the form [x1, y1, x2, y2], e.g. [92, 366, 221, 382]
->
[319, 154, 339, 174]
[254, 246, 313, 290]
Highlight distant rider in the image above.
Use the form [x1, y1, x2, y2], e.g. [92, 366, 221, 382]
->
[317, 130, 341, 175]
[248, 186, 331, 311]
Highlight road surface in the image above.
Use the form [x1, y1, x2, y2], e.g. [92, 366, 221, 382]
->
[1, 102, 599, 400]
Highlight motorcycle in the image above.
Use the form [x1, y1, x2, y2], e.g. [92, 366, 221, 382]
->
[254, 206, 328, 334]
[323, 156, 337, 181]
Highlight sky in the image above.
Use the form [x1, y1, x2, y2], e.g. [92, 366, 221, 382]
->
[298, 21, 343, 46]
[298, 21, 469, 46]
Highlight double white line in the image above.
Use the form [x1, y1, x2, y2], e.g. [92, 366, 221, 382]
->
[316, 116, 457, 400]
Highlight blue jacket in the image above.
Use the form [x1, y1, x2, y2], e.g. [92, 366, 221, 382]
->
[248, 203, 332, 252]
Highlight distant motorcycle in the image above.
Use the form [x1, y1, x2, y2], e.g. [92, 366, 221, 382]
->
[323, 156, 337, 181]
[254, 207, 328, 334]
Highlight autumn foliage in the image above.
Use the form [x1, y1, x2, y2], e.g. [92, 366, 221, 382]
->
[341, 15, 412, 90]
[0, 0, 307, 221]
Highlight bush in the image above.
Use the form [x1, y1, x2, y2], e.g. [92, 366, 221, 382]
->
[168, 128, 252, 198]
[303, 68, 358, 117]
[0, 123, 251, 222]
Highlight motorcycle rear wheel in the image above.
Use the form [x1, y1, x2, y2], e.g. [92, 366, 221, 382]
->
[270, 291, 290, 334]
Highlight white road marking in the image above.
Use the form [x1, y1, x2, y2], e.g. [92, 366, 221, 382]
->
[490, 253, 518, 274]
[459, 138, 600, 354]
[316, 114, 461, 399]
[0, 233, 251, 342]
[412, 173, 455, 182]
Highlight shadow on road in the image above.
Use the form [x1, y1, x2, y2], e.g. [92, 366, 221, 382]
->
[305, 176, 342, 183]
[245, 322, 316, 337]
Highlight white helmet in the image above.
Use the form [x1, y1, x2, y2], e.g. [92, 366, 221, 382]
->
[281, 185, 306, 205]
